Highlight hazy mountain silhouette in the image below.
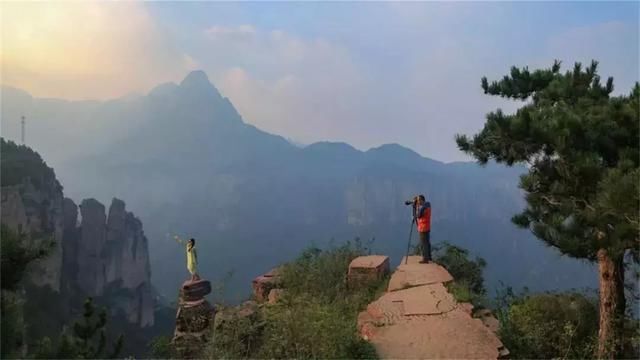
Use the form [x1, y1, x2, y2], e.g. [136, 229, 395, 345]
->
[1, 71, 596, 300]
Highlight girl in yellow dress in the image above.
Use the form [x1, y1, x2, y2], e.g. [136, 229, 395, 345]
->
[174, 235, 199, 281]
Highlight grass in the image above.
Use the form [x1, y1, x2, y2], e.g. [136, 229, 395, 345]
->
[206, 240, 386, 359]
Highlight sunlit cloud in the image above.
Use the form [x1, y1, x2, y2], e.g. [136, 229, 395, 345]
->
[1, 1, 190, 99]
[1, 1, 636, 161]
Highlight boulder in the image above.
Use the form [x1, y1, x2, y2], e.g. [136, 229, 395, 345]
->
[252, 268, 282, 302]
[180, 279, 212, 301]
[213, 301, 258, 332]
[347, 255, 390, 288]
[268, 288, 284, 304]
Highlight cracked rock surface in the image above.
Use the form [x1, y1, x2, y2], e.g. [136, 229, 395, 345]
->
[358, 256, 508, 359]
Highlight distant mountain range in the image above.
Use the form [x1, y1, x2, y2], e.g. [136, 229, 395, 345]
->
[1, 71, 596, 300]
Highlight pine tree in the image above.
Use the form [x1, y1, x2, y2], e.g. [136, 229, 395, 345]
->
[33, 298, 124, 359]
[456, 60, 639, 358]
[1, 225, 52, 358]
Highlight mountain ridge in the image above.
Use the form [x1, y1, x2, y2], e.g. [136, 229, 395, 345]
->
[0, 71, 596, 301]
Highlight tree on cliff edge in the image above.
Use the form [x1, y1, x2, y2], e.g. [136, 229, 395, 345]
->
[456, 61, 639, 358]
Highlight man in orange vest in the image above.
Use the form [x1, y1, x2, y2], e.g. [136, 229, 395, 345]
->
[415, 194, 432, 263]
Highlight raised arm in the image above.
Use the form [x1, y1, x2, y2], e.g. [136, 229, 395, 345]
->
[173, 235, 185, 245]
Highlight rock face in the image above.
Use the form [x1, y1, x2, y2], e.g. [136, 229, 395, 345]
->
[252, 268, 282, 303]
[1, 141, 155, 334]
[347, 255, 390, 288]
[173, 279, 215, 358]
[62, 197, 155, 327]
[1, 178, 64, 291]
[357, 255, 508, 359]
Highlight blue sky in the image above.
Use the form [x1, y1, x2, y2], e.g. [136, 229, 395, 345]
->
[3, 1, 638, 161]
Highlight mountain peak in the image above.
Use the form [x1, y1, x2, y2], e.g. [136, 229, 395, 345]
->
[177, 70, 224, 101]
[180, 70, 210, 86]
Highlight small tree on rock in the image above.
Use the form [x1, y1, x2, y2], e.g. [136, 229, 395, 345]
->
[456, 60, 639, 358]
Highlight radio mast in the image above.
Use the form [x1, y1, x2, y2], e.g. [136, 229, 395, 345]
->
[21, 116, 26, 144]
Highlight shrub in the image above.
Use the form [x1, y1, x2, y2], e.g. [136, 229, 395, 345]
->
[497, 291, 598, 359]
[258, 294, 377, 359]
[207, 240, 383, 359]
[433, 242, 486, 296]
[149, 336, 174, 359]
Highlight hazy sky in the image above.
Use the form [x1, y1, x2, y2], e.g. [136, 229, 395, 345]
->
[2, 1, 638, 162]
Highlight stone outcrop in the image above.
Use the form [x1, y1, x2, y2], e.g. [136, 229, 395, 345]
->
[1, 179, 64, 291]
[252, 267, 282, 303]
[63, 197, 155, 327]
[1, 141, 155, 333]
[357, 255, 508, 359]
[347, 255, 390, 288]
[173, 279, 216, 358]
[268, 288, 284, 304]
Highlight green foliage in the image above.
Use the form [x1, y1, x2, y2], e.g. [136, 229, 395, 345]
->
[1, 225, 53, 291]
[434, 242, 487, 295]
[207, 240, 383, 359]
[1, 291, 25, 359]
[456, 61, 639, 357]
[32, 298, 124, 359]
[433, 242, 487, 306]
[0, 138, 61, 192]
[497, 291, 598, 359]
[1, 225, 52, 358]
[446, 281, 475, 304]
[208, 304, 265, 358]
[149, 335, 174, 359]
[456, 61, 639, 261]
[258, 294, 377, 359]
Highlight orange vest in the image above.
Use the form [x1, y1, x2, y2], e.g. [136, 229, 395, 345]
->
[417, 203, 431, 232]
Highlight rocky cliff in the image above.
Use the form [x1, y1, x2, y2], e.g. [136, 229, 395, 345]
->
[0, 139, 154, 328]
[62, 197, 155, 327]
[1, 143, 64, 291]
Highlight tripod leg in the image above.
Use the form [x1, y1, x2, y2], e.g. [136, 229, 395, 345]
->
[405, 219, 414, 264]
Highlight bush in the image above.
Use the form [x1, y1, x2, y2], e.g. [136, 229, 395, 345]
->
[149, 336, 174, 359]
[1, 225, 53, 291]
[206, 240, 384, 359]
[1, 225, 52, 358]
[433, 242, 486, 296]
[207, 303, 265, 359]
[0, 138, 61, 191]
[431, 242, 487, 306]
[1, 291, 25, 359]
[258, 294, 377, 359]
[32, 298, 124, 359]
[497, 291, 598, 359]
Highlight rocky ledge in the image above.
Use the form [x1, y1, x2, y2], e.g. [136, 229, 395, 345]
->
[356, 255, 509, 359]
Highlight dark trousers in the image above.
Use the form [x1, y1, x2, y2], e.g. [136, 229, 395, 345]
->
[419, 231, 431, 261]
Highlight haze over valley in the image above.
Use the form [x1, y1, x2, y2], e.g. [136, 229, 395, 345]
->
[2, 72, 597, 300]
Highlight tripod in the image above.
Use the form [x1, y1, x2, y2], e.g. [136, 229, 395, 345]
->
[404, 217, 415, 265]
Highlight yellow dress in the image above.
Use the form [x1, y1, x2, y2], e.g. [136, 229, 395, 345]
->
[175, 236, 198, 275]
[187, 246, 197, 275]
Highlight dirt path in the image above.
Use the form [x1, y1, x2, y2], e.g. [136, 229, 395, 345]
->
[357, 256, 508, 359]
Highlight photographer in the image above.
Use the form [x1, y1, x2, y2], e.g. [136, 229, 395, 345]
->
[415, 194, 432, 264]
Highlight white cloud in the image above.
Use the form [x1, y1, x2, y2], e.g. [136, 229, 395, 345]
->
[204, 24, 256, 41]
[1, 2, 191, 99]
[3, 2, 636, 162]
[199, 27, 375, 144]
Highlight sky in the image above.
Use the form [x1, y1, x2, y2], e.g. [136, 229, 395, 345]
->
[1, 1, 638, 162]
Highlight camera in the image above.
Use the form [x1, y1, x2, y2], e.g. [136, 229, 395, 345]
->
[404, 196, 419, 206]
